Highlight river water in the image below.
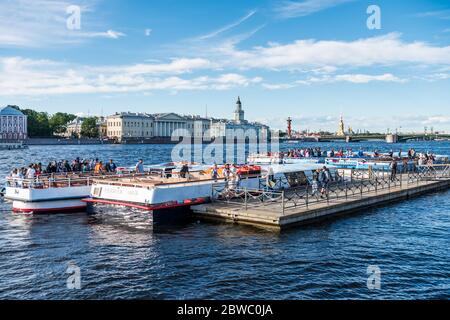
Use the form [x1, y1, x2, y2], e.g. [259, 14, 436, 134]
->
[0, 141, 449, 299]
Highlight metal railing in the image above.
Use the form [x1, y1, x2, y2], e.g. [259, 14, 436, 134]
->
[212, 165, 450, 215]
[5, 170, 138, 189]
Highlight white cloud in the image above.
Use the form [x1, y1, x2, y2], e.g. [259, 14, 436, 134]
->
[196, 10, 257, 40]
[275, 0, 354, 19]
[0, 57, 262, 96]
[332, 73, 405, 83]
[262, 73, 405, 90]
[0, 0, 124, 47]
[219, 33, 450, 70]
[119, 58, 213, 75]
[262, 83, 297, 90]
[82, 30, 126, 39]
[415, 9, 450, 20]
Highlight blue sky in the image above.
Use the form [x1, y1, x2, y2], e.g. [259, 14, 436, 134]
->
[1, 0, 450, 132]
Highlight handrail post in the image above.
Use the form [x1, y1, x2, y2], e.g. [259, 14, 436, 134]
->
[345, 182, 348, 199]
[305, 183, 309, 208]
[245, 187, 248, 210]
[282, 191, 285, 215]
[375, 176, 378, 193]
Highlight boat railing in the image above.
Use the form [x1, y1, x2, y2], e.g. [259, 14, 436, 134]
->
[5, 170, 138, 189]
[90, 171, 263, 188]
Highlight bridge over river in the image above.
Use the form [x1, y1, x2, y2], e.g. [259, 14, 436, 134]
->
[283, 134, 450, 143]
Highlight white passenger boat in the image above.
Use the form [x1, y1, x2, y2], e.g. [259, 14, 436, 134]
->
[4, 172, 133, 213]
[247, 153, 320, 165]
[325, 157, 416, 171]
[83, 163, 339, 211]
[83, 164, 262, 211]
[259, 163, 339, 189]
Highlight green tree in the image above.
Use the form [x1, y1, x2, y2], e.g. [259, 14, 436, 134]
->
[80, 117, 99, 138]
[20, 108, 53, 137]
[49, 112, 76, 135]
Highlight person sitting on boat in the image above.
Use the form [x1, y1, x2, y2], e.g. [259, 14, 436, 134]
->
[223, 164, 231, 182]
[94, 161, 104, 174]
[105, 159, 117, 173]
[180, 163, 189, 179]
[329, 149, 335, 158]
[135, 159, 145, 174]
[358, 148, 364, 158]
[36, 163, 43, 176]
[71, 158, 82, 172]
[9, 169, 20, 187]
[211, 164, 219, 182]
[61, 160, 72, 173]
[26, 164, 36, 179]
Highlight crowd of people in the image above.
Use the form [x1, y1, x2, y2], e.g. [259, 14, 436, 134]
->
[275, 147, 436, 161]
[283, 148, 366, 158]
[8, 158, 119, 180]
[6, 147, 442, 183]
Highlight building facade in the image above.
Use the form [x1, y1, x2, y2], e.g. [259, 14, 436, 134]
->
[64, 117, 85, 138]
[64, 116, 107, 138]
[336, 116, 345, 136]
[153, 113, 188, 137]
[210, 97, 269, 140]
[105, 98, 270, 142]
[0, 106, 27, 140]
[107, 112, 154, 142]
[185, 115, 211, 139]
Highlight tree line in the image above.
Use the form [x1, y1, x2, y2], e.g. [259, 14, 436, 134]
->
[9, 105, 100, 138]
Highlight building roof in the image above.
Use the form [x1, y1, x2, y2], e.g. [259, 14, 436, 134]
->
[0, 106, 25, 116]
[109, 112, 154, 119]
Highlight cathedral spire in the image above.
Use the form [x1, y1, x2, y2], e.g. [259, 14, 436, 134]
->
[234, 96, 244, 123]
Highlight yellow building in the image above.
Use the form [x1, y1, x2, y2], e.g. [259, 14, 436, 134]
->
[336, 116, 345, 136]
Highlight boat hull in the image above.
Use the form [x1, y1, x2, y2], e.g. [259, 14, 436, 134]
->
[5, 185, 91, 214]
[12, 199, 87, 213]
[88, 177, 260, 208]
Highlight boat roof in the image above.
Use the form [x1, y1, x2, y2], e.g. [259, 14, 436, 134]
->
[261, 163, 336, 174]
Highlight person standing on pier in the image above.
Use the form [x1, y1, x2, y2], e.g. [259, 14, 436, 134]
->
[390, 160, 398, 181]
[311, 169, 320, 198]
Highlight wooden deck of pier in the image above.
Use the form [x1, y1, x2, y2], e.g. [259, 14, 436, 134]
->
[192, 176, 450, 231]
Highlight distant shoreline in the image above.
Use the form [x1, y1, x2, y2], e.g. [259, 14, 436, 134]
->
[24, 137, 272, 146]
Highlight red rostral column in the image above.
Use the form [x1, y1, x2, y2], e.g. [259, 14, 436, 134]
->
[287, 117, 292, 137]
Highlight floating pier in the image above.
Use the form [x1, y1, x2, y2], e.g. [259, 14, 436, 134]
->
[192, 165, 450, 231]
